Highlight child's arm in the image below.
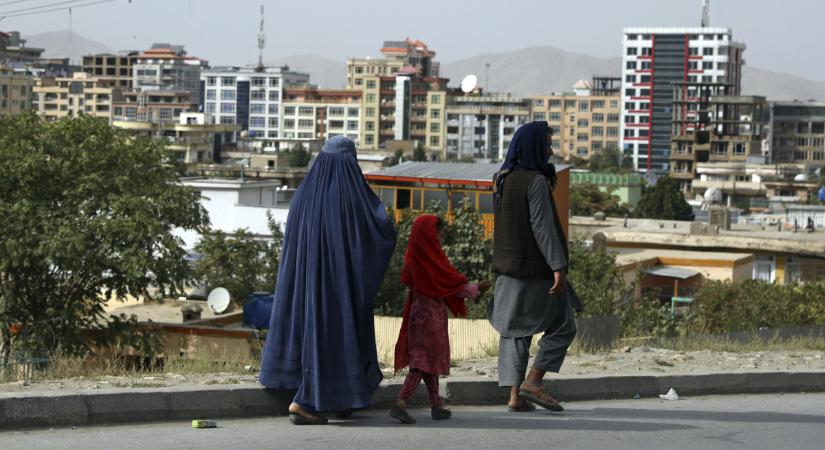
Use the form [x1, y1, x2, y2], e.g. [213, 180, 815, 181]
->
[460, 280, 491, 303]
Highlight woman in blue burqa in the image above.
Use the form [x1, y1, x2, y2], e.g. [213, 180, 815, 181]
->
[260, 136, 397, 425]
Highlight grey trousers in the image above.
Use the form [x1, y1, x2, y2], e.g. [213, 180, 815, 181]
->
[498, 298, 577, 387]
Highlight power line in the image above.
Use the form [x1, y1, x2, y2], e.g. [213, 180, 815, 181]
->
[0, 1, 40, 8]
[0, 0, 115, 18]
[1, 0, 91, 16]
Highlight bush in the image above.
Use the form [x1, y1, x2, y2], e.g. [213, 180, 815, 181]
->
[568, 239, 630, 317]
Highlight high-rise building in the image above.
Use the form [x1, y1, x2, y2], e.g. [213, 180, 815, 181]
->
[0, 65, 35, 115]
[444, 93, 531, 161]
[620, 27, 745, 173]
[347, 38, 439, 90]
[281, 86, 362, 142]
[767, 102, 825, 164]
[82, 51, 140, 90]
[531, 78, 622, 161]
[33, 72, 119, 122]
[0, 31, 44, 65]
[133, 44, 206, 102]
[199, 66, 309, 139]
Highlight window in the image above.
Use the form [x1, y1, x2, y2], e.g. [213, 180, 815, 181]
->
[638, 129, 649, 137]
[549, 99, 562, 108]
[430, 136, 440, 147]
[366, 121, 375, 131]
[550, 112, 561, 121]
[534, 99, 545, 106]
[269, 117, 279, 127]
[251, 104, 266, 114]
[640, 75, 651, 83]
[206, 102, 216, 113]
[268, 104, 279, 114]
[366, 79, 377, 89]
[625, 88, 636, 97]
[703, 48, 714, 56]
[329, 107, 345, 116]
[639, 116, 650, 124]
[220, 103, 235, 113]
[689, 47, 699, 56]
[347, 120, 358, 130]
[703, 61, 713, 70]
[284, 119, 295, 128]
[284, 106, 296, 115]
[347, 107, 359, 116]
[591, 100, 605, 109]
[627, 34, 638, 40]
[610, 100, 619, 108]
[365, 135, 374, 145]
[221, 77, 236, 85]
[608, 114, 620, 123]
[269, 91, 279, 101]
[366, 93, 376, 103]
[250, 90, 265, 100]
[298, 107, 313, 115]
[689, 62, 699, 70]
[641, 61, 651, 70]
[624, 129, 635, 138]
[625, 115, 636, 124]
[626, 61, 637, 70]
[220, 90, 235, 100]
[592, 141, 603, 151]
[627, 47, 638, 56]
[430, 122, 440, 132]
[577, 119, 589, 128]
[431, 95, 441, 104]
[366, 107, 375, 117]
[577, 133, 588, 143]
[220, 117, 235, 125]
[641, 47, 652, 56]
[592, 127, 604, 137]
[329, 120, 344, 129]
[298, 119, 313, 128]
[206, 89, 216, 100]
[534, 112, 546, 121]
[206, 77, 217, 86]
[607, 127, 619, 137]
[564, 100, 576, 109]
[269, 78, 280, 87]
[430, 109, 441, 118]
[251, 77, 266, 87]
[639, 89, 650, 97]
[250, 117, 265, 128]
[578, 102, 588, 112]
[625, 74, 635, 83]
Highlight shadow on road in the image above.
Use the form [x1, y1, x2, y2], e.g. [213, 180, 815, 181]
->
[585, 407, 825, 424]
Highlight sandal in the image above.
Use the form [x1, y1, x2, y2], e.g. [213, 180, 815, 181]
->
[507, 400, 536, 413]
[518, 386, 564, 412]
[289, 412, 329, 425]
[335, 409, 356, 419]
[390, 405, 416, 424]
[431, 406, 452, 420]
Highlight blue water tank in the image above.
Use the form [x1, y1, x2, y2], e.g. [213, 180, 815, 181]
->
[243, 292, 274, 329]
[818, 186, 825, 202]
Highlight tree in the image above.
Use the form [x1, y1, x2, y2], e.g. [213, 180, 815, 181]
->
[567, 239, 631, 317]
[412, 143, 428, 162]
[633, 176, 694, 221]
[374, 211, 414, 316]
[383, 149, 406, 167]
[288, 143, 311, 168]
[265, 210, 285, 288]
[194, 229, 272, 307]
[0, 113, 208, 357]
[570, 183, 630, 217]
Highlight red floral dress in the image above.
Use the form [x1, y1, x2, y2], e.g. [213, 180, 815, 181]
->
[406, 284, 479, 375]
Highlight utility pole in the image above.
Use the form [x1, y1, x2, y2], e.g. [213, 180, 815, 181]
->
[701, 0, 711, 28]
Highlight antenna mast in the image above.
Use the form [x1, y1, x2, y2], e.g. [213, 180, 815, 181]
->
[701, 0, 710, 28]
[256, 4, 266, 71]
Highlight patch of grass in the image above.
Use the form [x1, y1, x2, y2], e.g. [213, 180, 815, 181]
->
[654, 335, 825, 353]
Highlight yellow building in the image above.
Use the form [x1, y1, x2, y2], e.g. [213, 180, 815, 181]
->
[530, 78, 622, 161]
[33, 72, 119, 122]
[281, 87, 362, 143]
[347, 38, 438, 90]
[0, 65, 35, 115]
[113, 112, 238, 163]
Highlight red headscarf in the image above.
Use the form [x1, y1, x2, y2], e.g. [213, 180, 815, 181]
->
[394, 215, 468, 371]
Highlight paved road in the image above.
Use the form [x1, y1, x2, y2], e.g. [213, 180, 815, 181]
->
[2, 393, 823, 449]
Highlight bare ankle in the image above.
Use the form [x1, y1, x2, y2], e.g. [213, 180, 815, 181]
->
[395, 399, 407, 409]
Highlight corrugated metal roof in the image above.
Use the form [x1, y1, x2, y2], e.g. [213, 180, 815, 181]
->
[366, 162, 568, 183]
[644, 266, 701, 280]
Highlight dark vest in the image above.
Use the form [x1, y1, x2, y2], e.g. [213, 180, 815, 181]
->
[492, 170, 553, 279]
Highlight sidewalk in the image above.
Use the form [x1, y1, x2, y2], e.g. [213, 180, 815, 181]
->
[3, 369, 825, 429]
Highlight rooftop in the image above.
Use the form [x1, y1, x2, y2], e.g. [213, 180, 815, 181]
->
[366, 162, 569, 186]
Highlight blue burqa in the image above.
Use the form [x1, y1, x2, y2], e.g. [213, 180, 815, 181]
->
[259, 136, 397, 412]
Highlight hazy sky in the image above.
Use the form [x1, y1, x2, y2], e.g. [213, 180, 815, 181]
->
[3, 0, 823, 80]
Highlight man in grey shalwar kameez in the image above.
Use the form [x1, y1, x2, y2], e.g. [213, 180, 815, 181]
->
[488, 121, 582, 412]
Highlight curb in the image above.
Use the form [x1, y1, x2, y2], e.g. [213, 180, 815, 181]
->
[2, 371, 824, 429]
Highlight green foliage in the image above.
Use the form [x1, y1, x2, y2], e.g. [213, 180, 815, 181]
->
[287, 144, 311, 168]
[193, 229, 270, 307]
[412, 143, 428, 162]
[383, 149, 406, 167]
[441, 199, 493, 319]
[633, 176, 694, 220]
[570, 183, 630, 217]
[567, 239, 630, 318]
[265, 211, 285, 288]
[0, 113, 208, 357]
[374, 211, 414, 316]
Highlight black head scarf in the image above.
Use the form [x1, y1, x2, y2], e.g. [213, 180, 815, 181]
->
[494, 121, 557, 208]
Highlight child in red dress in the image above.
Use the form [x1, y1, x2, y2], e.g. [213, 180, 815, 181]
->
[390, 215, 490, 424]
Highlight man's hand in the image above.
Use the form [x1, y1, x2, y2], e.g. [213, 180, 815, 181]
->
[549, 271, 566, 296]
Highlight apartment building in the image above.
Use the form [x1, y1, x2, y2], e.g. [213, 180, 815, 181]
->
[767, 102, 825, 164]
[112, 90, 196, 124]
[531, 78, 622, 161]
[281, 87, 362, 142]
[347, 38, 439, 90]
[82, 51, 139, 89]
[692, 162, 819, 208]
[200, 66, 309, 138]
[669, 81, 766, 192]
[620, 28, 745, 173]
[0, 65, 35, 115]
[133, 44, 206, 102]
[113, 112, 238, 163]
[444, 93, 530, 160]
[33, 72, 118, 121]
[359, 67, 448, 151]
[0, 31, 44, 65]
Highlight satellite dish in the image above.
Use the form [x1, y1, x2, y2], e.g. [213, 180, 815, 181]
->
[207, 287, 231, 314]
[794, 173, 809, 182]
[460, 74, 478, 94]
[704, 187, 723, 204]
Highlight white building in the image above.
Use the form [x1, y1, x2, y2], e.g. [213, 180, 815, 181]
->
[200, 66, 309, 140]
[133, 44, 206, 102]
[619, 27, 745, 173]
[175, 178, 293, 250]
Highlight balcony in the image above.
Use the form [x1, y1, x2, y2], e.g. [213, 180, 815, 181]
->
[691, 179, 765, 195]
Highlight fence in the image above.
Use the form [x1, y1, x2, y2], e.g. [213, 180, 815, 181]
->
[373, 315, 500, 367]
